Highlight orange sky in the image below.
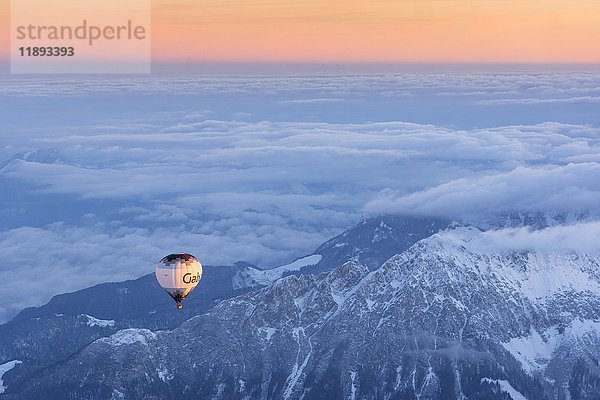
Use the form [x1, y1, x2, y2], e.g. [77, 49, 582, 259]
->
[2, 0, 599, 63]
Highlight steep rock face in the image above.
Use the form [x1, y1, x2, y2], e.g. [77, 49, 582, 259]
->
[6, 227, 600, 400]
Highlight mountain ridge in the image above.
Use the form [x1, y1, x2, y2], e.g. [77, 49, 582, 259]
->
[0, 214, 452, 397]
[3, 221, 600, 399]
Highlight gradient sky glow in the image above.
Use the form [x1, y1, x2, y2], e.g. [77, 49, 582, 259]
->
[1, 0, 599, 64]
[150, 0, 600, 63]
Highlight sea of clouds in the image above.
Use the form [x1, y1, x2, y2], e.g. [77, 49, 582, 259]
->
[0, 71, 599, 322]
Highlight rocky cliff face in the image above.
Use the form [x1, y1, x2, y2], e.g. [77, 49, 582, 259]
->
[4, 225, 600, 399]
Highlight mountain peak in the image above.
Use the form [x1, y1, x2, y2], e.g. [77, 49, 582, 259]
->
[0, 148, 70, 170]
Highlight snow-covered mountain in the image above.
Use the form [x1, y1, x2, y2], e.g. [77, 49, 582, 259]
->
[2, 220, 600, 399]
[233, 215, 451, 289]
[0, 148, 69, 170]
[0, 215, 449, 394]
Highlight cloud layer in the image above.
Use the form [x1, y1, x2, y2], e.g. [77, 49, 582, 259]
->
[0, 72, 599, 322]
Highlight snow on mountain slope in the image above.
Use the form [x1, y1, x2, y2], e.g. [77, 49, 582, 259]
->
[8, 222, 600, 400]
[232, 254, 323, 289]
[0, 360, 21, 395]
[84, 314, 115, 328]
[98, 329, 157, 347]
[481, 378, 528, 400]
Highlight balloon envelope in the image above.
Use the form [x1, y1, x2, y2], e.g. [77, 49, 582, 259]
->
[155, 253, 202, 308]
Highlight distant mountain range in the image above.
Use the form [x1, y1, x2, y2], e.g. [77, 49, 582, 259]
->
[2, 215, 600, 399]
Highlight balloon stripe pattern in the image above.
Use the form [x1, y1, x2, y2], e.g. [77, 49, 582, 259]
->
[155, 253, 202, 309]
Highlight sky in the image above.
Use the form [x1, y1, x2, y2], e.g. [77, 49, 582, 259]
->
[151, 0, 600, 63]
[1, 0, 600, 64]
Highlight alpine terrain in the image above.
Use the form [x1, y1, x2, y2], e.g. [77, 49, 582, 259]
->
[1, 216, 600, 400]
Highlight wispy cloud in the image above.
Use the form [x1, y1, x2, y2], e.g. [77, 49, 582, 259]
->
[281, 98, 347, 104]
[479, 96, 600, 105]
[443, 222, 600, 255]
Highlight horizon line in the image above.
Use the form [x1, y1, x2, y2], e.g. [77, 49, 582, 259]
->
[2, 60, 600, 77]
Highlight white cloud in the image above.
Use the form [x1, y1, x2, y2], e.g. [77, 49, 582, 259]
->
[365, 163, 600, 222]
[1, 72, 599, 99]
[479, 96, 600, 105]
[446, 222, 600, 255]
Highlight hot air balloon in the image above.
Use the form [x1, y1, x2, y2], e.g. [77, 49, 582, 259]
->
[155, 253, 202, 309]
